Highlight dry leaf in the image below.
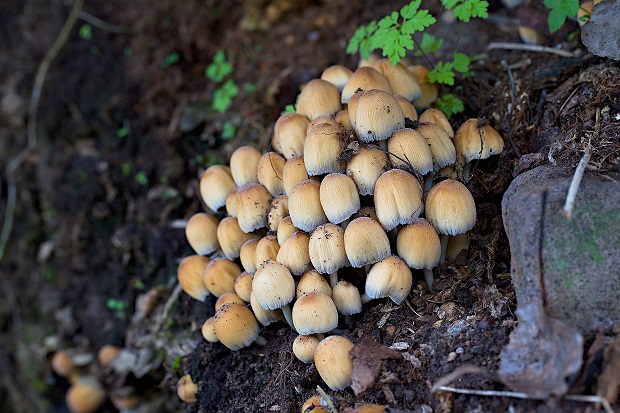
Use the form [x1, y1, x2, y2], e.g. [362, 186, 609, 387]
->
[597, 333, 620, 404]
[349, 336, 401, 395]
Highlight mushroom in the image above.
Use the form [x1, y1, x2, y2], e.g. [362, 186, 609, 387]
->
[394, 95, 419, 121]
[276, 215, 300, 245]
[282, 155, 309, 196]
[301, 396, 329, 413]
[408, 65, 439, 110]
[373, 169, 424, 232]
[319, 173, 360, 225]
[321, 65, 353, 91]
[276, 231, 311, 276]
[272, 113, 310, 160]
[51, 350, 74, 378]
[66, 379, 106, 413]
[213, 303, 264, 350]
[201, 316, 219, 343]
[396, 218, 441, 292]
[199, 165, 237, 212]
[250, 291, 284, 327]
[214, 292, 246, 310]
[267, 194, 289, 231]
[292, 334, 320, 364]
[297, 79, 342, 120]
[234, 271, 253, 302]
[202, 257, 241, 297]
[374, 59, 422, 101]
[176, 374, 198, 403]
[288, 179, 328, 232]
[252, 260, 296, 329]
[236, 182, 273, 233]
[292, 291, 339, 336]
[304, 122, 346, 176]
[454, 118, 504, 180]
[345, 145, 390, 196]
[254, 234, 280, 268]
[344, 217, 391, 269]
[296, 269, 333, 298]
[355, 89, 405, 150]
[341, 66, 392, 104]
[216, 217, 261, 260]
[313, 335, 355, 390]
[97, 344, 120, 367]
[229, 145, 262, 186]
[424, 179, 476, 264]
[332, 280, 363, 323]
[257, 151, 286, 196]
[335, 109, 352, 130]
[225, 189, 238, 217]
[185, 212, 220, 256]
[386, 127, 433, 175]
[177, 255, 210, 301]
[239, 238, 259, 274]
[309, 223, 349, 287]
[419, 108, 454, 138]
[364, 255, 413, 304]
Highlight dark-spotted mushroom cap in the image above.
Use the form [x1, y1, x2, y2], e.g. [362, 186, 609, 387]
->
[236, 183, 273, 233]
[304, 122, 346, 176]
[292, 334, 320, 364]
[213, 303, 260, 351]
[387, 128, 433, 175]
[355, 89, 405, 144]
[415, 122, 456, 172]
[345, 145, 389, 196]
[313, 335, 355, 390]
[453, 118, 504, 178]
[341, 66, 392, 104]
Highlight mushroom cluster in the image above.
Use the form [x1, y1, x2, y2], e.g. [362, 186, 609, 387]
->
[177, 57, 504, 393]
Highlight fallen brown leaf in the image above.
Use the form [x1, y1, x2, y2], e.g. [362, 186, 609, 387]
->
[349, 336, 401, 395]
[597, 333, 620, 405]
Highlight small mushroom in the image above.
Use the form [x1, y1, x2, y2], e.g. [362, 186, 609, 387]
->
[199, 165, 236, 212]
[185, 212, 220, 256]
[176, 374, 198, 403]
[177, 255, 210, 301]
[213, 303, 263, 350]
[314, 335, 355, 390]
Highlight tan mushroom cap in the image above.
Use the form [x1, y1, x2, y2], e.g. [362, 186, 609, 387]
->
[283, 156, 309, 196]
[239, 238, 259, 274]
[250, 291, 284, 326]
[177, 255, 210, 301]
[66, 380, 106, 413]
[254, 234, 280, 268]
[309, 223, 349, 274]
[374, 169, 424, 231]
[307, 116, 341, 134]
[293, 334, 320, 364]
[332, 280, 363, 315]
[396, 218, 441, 269]
[347, 90, 364, 130]
[176, 374, 198, 403]
[302, 396, 330, 413]
[345, 145, 389, 196]
[252, 260, 296, 311]
[394, 95, 418, 121]
[335, 109, 352, 130]
[321, 65, 353, 91]
[415, 122, 456, 171]
[454, 118, 504, 163]
[296, 269, 333, 299]
[51, 350, 74, 377]
[341, 66, 392, 104]
[277, 215, 300, 246]
[225, 189, 238, 217]
[199, 165, 237, 212]
[203, 257, 241, 297]
[267, 194, 289, 231]
[288, 179, 328, 232]
[214, 292, 246, 311]
[408, 65, 439, 110]
[374, 59, 422, 101]
[97, 345, 120, 367]
[292, 291, 339, 335]
[319, 173, 360, 224]
[419, 108, 454, 138]
[344, 217, 391, 268]
[257, 151, 286, 197]
[276, 231, 311, 276]
[297, 79, 342, 121]
[185, 212, 220, 255]
[234, 271, 253, 302]
[304, 122, 346, 176]
[201, 316, 219, 343]
[272, 113, 310, 160]
[229, 145, 262, 186]
[425, 179, 476, 236]
[387, 128, 433, 175]
[217, 216, 262, 260]
[355, 89, 405, 143]
[365, 255, 413, 304]
[213, 303, 260, 351]
[314, 335, 355, 390]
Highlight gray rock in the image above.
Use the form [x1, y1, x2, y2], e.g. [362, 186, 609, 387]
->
[502, 165, 620, 334]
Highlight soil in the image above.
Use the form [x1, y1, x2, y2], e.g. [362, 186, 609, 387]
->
[0, 1, 618, 413]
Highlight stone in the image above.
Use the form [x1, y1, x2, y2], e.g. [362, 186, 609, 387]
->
[502, 165, 620, 334]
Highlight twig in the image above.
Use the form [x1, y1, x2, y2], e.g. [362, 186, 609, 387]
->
[500, 60, 522, 159]
[487, 42, 577, 58]
[0, 0, 84, 261]
[433, 386, 614, 413]
[563, 146, 591, 219]
[78, 10, 132, 34]
[316, 386, 339, 413]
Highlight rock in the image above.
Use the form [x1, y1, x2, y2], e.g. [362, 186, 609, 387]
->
[502, 165, 620, 334]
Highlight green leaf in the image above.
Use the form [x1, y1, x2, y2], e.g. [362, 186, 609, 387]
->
[452, 0, 489, 22]
[453, 53, 471, 73]
[416, 33, 443, 56]
[400, 0, 421, 20]
[212, 79, 238, 113]
[428, 61, 455, 85]
[221, 120, 236, 140]
[434, 94, 465, 118]
[206, 50, 233, 83]
[544, 0, 579, 33]
[281, 104, 296, 116]
[547, 7, 567, 33]
[441, 0, 460, 9]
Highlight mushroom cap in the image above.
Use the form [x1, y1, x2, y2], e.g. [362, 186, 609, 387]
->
[176, 374, 198, 403]
[415, 122, 457, 171]
[199, 165, 237, 212]
[292, 291, 339, 335]
[282, 155, 309, 196]
[185, 212, 220, 255]
[335, 109, 352, 130]
[201, 316, 219, 343]
[225, 189, 238, 217]
[309, 223, 349, 274]
[408, 65, 439, 110]
[252, 260, 296, 310]
[314, 335, 355, 390]
[177, 255, 210, 301]
[97, 345, 120, 367]
[347, 90, 364, 130]
[365, 255, 413, 304]
[374, 169, 424, 231]
[419, 108, 454, 138]
[267, 194, 289, 231]
[234, 271, 253, 302]
[229, 145, 262, 186]
[454, 118, 504, 163]
[302, 396, 330, 413]
[257, 151, 286, 196]
[425, 179, 476, 236]
[374, 59, 422, 101]
[217, 217, 261, 260]
[236, 182, 272, 234]
[387, 128, 433, 175]
[341, 66, 392, 104]
[276, 215, 300, 245]
[250, 291, 284, 326]
[272, 113, 310, 159]
[276, 231, 311, 276]
[254, 235, 280, 268]
[297, 79, 342, 120]
[345, 145, 389, 196]
[344, 217, 391, 268]
[396, 218, 441, 270]
[66, 380, 106, 413]
[332, 280, 363, 315]
[51, 350, 74, 377]
[296, 269, 333, 299]
[203, 258, 241, 297]
[239, 238, 259, 274]
[319, 173, 360, 224]
[355, 89, 405, 143]
[214, 292, 246, 311]
[213, 303, 260, 351]
[288, 179, 328, 232]
[394, 95, 418, 121]
[321, 65, 353, 91]
[304, 122, 346, 176]
[293, 334, 320, 364]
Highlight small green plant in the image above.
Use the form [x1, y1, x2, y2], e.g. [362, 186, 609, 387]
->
[162, 52, 180, 68]
[206, 51, 233, 83]
[544, 0, 579, 33]
[346, 0, 489, 118]
[212, 79, 239, 114]
[135, 170, 148, 186]
[106, 298, 128, 319]
[206, 51, 239, 116]
[78, 24, 92, 40]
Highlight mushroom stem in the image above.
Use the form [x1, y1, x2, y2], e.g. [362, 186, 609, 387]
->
[363, 263, 372, 274]
[423, 268, 435, 293]
[360, 293, 373, 305]
[462, 161, 472, 182]
[439, 234, 449, 264]
[316, 333, 325, 341]
[378, 139, 388, 153]
[281, 304, 297, 333]
[253, 336, 267, 346]
[344, 315, 353, 326]
[423, 172, 436, 195]
[329, 272, 338, 289]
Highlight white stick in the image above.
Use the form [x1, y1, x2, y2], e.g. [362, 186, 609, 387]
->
[563, 147, 591, 219]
